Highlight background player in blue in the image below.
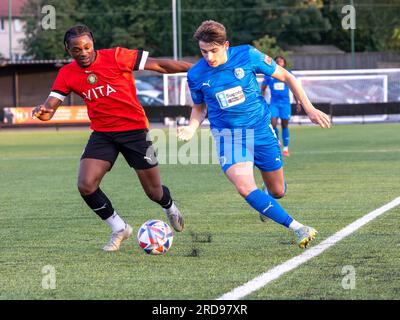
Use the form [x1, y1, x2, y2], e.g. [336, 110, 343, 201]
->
[177, 20, 331, 248]
[261, 56, 301, 157]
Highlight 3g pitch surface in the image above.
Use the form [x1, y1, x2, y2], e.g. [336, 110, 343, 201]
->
[1, 124, 399, 299]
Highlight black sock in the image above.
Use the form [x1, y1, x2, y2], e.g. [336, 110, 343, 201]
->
[156, 185, 173, 209]
[81, 188, 114, 220]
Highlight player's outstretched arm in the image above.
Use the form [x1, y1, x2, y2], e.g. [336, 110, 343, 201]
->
[271, 65, 331, 128]
[177, 103, 207, 141]
[31, 96, 62, 121]
[144, 57, 192, 74]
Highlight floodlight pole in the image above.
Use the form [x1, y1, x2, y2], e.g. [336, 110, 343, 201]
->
[8, 0, 12, 61]
[172, 0, 182, 60]
[172, 0, 178, 61]
[172, 0, 179, 105]
[177, 0, 182, 59]
[350, 0, 355, 68]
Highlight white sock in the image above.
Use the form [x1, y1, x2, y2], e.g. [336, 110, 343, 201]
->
[162, 201, 175, 213]
[283, 146, 289, 152]
[105, 211, 126, 233]
[288, 219, 304, 231]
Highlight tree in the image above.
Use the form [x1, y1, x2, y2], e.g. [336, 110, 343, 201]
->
[22, 0, 173, 59]
[180, 0, 300, 56]
[252, 35, 293, 68]
[255, 0, 331, 47]
[78, 0, 173, 55]
[22, 0, 400, 60]
[389, 27, 400, 51]
[322, 0, 400, 52]
[22, 0, 83, 59]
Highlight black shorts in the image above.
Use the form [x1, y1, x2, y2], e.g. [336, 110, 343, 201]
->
[81, 129, 158, 170]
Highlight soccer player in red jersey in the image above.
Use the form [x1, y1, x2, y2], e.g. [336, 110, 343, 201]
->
[32, 25, 190, 251]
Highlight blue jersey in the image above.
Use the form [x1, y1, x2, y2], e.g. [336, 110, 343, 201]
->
[187, 45, 277, 130]
[262, 71, 292, 105]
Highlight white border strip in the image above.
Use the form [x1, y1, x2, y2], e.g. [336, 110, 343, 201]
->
[49, 91, 66, 101]
[293, 68, 400, 75]
[218, 197, 400, 300]
[296, 75, 387, 81]
[138, 51, 149, 70]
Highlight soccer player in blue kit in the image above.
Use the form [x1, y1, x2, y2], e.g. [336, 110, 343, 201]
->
[177, 20, 331, 248]
[261, 56, 300, 157]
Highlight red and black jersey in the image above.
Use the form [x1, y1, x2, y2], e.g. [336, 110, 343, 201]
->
[50, 47, 150, 132]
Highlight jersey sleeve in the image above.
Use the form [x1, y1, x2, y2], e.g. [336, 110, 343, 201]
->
[248, 46, 277, 77]
[187, 72, 204, 105]
[49, 67, 71, 101]
[115, 47, 149, 72]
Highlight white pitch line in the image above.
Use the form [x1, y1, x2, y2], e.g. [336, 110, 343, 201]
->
[1, 149, 399, 161]
[218, 196, 400, 300]
[295, 149, 400, 154]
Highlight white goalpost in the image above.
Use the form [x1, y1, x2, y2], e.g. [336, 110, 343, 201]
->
[163, 68, 398, 106]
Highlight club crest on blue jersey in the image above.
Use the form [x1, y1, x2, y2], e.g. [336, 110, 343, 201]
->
[234, 68, 245, 79]
[187, 45, 277, 129]
[264, 55, 272, 65]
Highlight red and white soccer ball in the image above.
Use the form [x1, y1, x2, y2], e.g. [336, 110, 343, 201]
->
[137, 219, 173, 255]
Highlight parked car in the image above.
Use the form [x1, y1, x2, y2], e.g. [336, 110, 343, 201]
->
[135, 79, 163, 99]
[137, 93, 165, 106]
[138, 75, 164, 91]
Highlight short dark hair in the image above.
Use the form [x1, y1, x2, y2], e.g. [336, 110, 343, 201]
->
[194, 20, 226, 45]
[64, 25, 94, 50]
[274, 56, 286, 66]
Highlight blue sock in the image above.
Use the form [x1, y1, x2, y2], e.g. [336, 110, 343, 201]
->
[282, 127, 290, 148]
[274, 127, 279, 140]
[245, 189, 293, 227]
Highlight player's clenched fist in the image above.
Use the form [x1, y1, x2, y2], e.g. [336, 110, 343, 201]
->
[177, 126, 196, 141]
[32, 105, 54, 121]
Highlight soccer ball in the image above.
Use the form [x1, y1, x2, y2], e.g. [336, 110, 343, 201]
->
[137, 219, 173, 255]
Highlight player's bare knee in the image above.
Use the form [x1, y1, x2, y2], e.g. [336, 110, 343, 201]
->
[77, 180, 98, 196]
[270, 188, 285, 199]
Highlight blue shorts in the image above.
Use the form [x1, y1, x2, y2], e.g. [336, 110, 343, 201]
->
[212, 126, 282, 173]
[270, 103, 291, 120]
